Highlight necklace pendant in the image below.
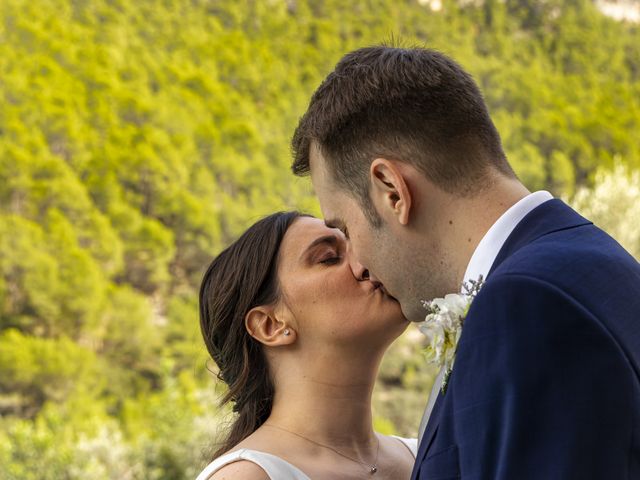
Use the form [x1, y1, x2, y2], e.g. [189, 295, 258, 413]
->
[370, 465, 378, 474]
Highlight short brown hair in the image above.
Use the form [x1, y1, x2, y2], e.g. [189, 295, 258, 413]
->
[292, 46, 515, 222]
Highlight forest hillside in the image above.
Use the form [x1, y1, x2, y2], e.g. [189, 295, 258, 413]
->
[0, 1, 638, 478]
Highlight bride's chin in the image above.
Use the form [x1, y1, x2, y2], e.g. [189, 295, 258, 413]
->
[388, 301, 408, 322]
[385, 310, 411, 331]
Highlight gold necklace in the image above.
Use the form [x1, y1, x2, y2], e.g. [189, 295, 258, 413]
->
[263, 423, 380, 475]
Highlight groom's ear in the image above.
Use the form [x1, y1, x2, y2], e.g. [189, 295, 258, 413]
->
[369, 158, 412, 226]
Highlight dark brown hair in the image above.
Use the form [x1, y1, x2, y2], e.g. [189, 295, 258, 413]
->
[199, 211, 305, 459]
[292, 45, 515, 224]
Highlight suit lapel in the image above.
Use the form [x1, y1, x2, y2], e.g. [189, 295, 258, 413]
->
[489, 199, 591, 276]
[411, 391, 444, 479]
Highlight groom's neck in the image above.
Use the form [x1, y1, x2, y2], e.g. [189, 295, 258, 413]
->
[450, 176, 530, 285]
[415, 173, 530, 292]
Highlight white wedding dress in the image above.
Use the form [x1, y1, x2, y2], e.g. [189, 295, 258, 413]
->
[195, 436, 418, 480]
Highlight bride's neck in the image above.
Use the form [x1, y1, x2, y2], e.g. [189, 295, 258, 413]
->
[266, 350, 381, 448]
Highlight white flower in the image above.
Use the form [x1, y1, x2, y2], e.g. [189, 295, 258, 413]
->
[426, 293, 469, 329]
[420, 323, 445, 363]
[418, 277, 484, 394]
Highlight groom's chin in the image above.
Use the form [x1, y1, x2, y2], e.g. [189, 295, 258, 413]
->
[399, 303, 426, 323]
[378, 286, 422, 322]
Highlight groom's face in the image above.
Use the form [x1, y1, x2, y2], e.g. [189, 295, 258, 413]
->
[309, 146, 418, 320]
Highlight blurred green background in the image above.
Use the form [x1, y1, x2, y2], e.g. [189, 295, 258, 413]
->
[0, 0, 639, 478]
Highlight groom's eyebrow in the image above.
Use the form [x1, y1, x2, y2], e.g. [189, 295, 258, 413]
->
[325, 218, 349, 239]
[301, 235, 340, 260]
[324, 218, 342, 230]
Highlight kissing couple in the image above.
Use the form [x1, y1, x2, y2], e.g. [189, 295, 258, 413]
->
[196, 46, 640, 480]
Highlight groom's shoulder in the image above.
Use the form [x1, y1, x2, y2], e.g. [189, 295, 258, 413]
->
[493, 220, 639, 288]
[481, 222, 640, 343]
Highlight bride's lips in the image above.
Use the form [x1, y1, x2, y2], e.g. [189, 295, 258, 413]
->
[371, 282, 398, 301]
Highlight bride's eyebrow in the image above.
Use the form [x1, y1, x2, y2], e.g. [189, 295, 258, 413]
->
[300, 235, 340, 261]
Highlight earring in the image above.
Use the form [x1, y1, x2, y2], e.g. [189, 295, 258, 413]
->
[283, 329, 291, 336]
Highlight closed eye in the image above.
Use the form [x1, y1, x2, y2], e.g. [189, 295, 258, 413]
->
[319, 255, 342, 265]
[302, 234, 344, 265]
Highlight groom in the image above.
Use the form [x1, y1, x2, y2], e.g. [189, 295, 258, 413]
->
[291, 46, 640, 479]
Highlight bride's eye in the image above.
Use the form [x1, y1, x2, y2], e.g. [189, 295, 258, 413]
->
[319, 254, 342, 265]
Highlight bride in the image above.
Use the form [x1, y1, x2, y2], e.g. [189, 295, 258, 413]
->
[197, 212, 417, 480]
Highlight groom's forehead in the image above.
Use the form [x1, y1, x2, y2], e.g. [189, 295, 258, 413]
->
[307, 142, 361, 228]
[308, 142, 335, 185]
[308, 143, 324, 177]
[309, 152, 349, 202]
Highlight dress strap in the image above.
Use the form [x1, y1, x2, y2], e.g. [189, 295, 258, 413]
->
[195, 448, 311, 480]
[391, 436, 419, 459]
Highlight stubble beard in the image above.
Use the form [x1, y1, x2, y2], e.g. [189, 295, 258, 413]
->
[371, 221, 459, 323]
[403, 246, 460, 323]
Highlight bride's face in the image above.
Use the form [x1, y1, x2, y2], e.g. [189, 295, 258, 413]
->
[275, 216, 407, 347]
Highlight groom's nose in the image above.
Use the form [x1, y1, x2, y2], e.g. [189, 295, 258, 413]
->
[345, 242, 369, 281]
[349, 257, 370, 281]
[367, 271, 382, 284]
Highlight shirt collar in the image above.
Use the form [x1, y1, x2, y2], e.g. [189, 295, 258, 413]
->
[462, 190, 553, 290]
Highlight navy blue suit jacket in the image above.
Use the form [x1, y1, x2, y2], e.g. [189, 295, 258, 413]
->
[411, 199, 640, 480]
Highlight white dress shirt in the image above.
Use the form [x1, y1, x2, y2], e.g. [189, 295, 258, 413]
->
[462, 190, 554, 286]
[417, 190, 554, 442]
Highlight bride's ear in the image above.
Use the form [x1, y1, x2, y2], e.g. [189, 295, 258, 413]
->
[369, 158, 412, 226]
[245, 306, 296, 346]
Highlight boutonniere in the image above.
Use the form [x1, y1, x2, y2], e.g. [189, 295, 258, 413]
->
[418, 276, 484, 395]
